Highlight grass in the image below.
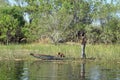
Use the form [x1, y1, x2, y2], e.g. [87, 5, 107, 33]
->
[86, 44, 120, 61]
[0, 43, 120, 62]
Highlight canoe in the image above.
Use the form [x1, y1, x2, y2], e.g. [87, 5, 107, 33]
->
[30, 53, 63, 60]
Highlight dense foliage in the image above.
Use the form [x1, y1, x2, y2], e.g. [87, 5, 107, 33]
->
[0, 0, 120, 44]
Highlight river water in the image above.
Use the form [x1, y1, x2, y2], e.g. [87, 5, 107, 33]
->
[0, 60, 120, 80]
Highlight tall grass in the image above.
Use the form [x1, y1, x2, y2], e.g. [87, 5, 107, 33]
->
[86, 44, 120, 61]
[0, 43, 120, 61]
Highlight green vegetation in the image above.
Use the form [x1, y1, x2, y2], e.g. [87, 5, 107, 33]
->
[0, 43, 119, 61]
[0, 0, 120, 61]
[0, 0, 120, 44]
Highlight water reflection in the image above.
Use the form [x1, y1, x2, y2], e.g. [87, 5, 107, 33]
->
[89, 66, 101, 80]
[21, 68, 29, 80]
[0, 60, 24, 80]
[0, 60, 120, 80]
[29, 61, 74, 80]
[80, 62, 86, 80]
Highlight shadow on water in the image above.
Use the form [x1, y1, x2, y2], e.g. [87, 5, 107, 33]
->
[0, 60, 120, 80]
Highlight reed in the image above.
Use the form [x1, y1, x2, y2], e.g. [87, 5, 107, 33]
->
[0, 43, 119, 61]
[86, 44, 120, 61]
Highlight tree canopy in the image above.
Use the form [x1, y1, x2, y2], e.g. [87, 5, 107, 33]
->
[0, 0, 120, 44]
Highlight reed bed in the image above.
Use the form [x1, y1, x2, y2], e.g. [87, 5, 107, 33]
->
[0, 43, 120, 61]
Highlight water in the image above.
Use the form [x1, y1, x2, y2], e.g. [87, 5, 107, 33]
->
[0, 60, 120, 80]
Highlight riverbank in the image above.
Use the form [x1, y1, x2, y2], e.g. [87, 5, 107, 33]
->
[0, 43, 120, 62]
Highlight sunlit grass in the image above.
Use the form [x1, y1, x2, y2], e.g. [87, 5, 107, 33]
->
[86, 44, 120, 61]
[0, 43, 120, 61]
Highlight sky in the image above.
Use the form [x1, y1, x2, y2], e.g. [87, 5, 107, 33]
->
[106, 0, 116, 4]
[7, 0, 116, 6]
[6, 0, 28, 6]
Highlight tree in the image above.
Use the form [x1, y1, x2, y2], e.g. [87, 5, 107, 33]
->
[86, 0, 120, 44]
[0, 6, 26, 44]
[0, 0, 7, 7]
[0, 7, 18, 44]
[0, 0, 120, 45]
[102, 17, 120, 44]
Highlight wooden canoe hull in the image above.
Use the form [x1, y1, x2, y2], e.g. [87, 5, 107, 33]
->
[30, 53, 63, 60]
